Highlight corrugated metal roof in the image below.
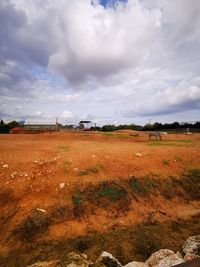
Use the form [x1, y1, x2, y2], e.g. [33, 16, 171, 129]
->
[24, 119, 57, 125]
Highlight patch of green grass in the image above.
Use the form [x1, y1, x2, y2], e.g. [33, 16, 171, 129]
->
[13, 209, 50, 242]
[174, 156, 183, 162]
[78, 164, 104, 176]
[172, 139, 192, 143]
[143, 178, 158, 191]
[134, 224, 163, 258]
[64, 160, 72, 165]
[102, 132, 114, 136]
[162, 159, 170, 165]
[96, 183, 127, 202]
[148, 139, 193, 147]
[5, 214, 200, 266]
[72, 191, 84, 206]
[114, 134, 128, 139]
[179, 169, 200, 200]
[130, 177, 157, 196]
[58, 145, 70, 152]
[161, 181, 175, 199]
[62, 161, 73, 174]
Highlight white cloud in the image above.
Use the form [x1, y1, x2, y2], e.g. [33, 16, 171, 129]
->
[61, 110, 73, 118]
[0, 0, 200, 123]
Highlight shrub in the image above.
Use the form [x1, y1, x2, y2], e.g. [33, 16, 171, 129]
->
[134, 225, 162, 258]
[96, 183, 127, 202]
[180, 169, 200, 200]
[78, 164, 104, 176]
[162, 159, 170, 165]
[14, 209, 50, 242]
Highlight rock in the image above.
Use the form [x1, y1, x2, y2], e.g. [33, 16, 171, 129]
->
[145, 249, 184, 267]
[124, 262, 147, 267]
[96, 251, 122, 267]
[59, 183, 65, 189]
[2, 164, 8, 168]
[184, 253, 200, 261]
[58, 252, 92, 267]
[36, 208, 46, 213]
[182, 235, 200, 256]
[135, 153, 142, 157]
[27, 261, 59, 267]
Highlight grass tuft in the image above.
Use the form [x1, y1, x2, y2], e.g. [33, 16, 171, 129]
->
[78, 164, 104, 176]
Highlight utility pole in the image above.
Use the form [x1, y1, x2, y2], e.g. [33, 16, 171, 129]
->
[148, 118, 151, 125]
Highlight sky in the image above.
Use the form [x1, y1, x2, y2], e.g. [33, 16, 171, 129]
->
[0, 0, 200, 126]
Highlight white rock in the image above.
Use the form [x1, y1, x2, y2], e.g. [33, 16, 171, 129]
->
[2, 164, 8, 168]
[98, 251, 122, 267]
[61, 252, 92, 267]
[26, 261, 59, 267]
[145, 249, 184, 267]
[124, 261, 147, 267]
[182, 235, 200, 255]
[36, 208, 46, 213]
[59, 183, 65, 189]
[184, 253, 200, 261]
[135, 153, 142, 157]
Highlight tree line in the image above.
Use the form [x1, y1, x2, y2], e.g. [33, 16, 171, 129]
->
[100, 121, 200, 132]
[1, 119, 200, 133]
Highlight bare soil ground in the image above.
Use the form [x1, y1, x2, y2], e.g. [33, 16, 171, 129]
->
[0, 131, 200, 266]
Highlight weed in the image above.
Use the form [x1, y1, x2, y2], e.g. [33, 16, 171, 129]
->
[102, 132, 114, 136]
[78, 164, 104, 176]
[64, 160, 72, 166]
[72, 191, 84, 206]
[148, 140, 192, 147]
[134, 224, 163, 258]
[174, 156, 183, 162]
[115, 134, 128, 139]
[49, 205, 72, 224]
[130, 178, 151, 196]
[0, 189, 16, 206]
[161, 181, 175, 199]
[143, 178, 158, 191]
[73, 237, 92, 252]
[58, 145, 70, 152]
[14, 209, 50, 242]
[96, 183, 127, 202]
[180, 169, 200, 200]
[162, 159, 170, 165]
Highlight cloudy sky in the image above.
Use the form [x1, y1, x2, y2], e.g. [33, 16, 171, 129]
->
[0, 0, 200, 125]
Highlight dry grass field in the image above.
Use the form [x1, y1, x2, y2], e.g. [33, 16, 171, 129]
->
[0, 131, 200, 266]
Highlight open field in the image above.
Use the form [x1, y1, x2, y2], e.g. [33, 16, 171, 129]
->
[0, 131, 200, 266]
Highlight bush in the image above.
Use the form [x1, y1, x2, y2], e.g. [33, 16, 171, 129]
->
[14, 209, 50, 242]
[96, 183, 127, 202]
[134, 225, 162, 258]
